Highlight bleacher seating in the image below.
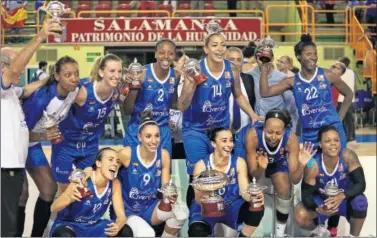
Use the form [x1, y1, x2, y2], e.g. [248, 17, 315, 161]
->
[158, 3, 173, 17]
[95, 1, 112, 18]
[116, 2, 132, 17]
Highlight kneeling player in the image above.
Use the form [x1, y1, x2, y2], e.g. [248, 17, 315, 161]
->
[295, 125, 368, 236]
[50, 147, 133, 237]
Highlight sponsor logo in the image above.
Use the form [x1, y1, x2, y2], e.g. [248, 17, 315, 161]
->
[319, 82, 327, 89]
[156, 160, 161, 168]
[318, 75, 324, 81]
[148, 78, 153, 83]
[133, 162, 138, 166]
[205, 115, 224, 126]
[170, 77, 175, 84]
[129, 187, 156, 200]
[224, 71, 231, 79]
[147, 85, 153, 90]
[338, 163, 343, 172]
[301, 104, 328, 116]
[89, 101, 96, 105]
[131, 168, 138, 175]
[84, 200, 91, 206]
[169, 87, 175, 93]
[88, 106, 95, 113]
[156, 170, 161, 176]
[202, 100, 226, 113]
[55, 167, 70, 175]
[319, 173, 324, 177]
[230, 168, 235, 176]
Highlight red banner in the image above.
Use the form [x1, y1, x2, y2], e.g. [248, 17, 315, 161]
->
[47, 17, 262, 45]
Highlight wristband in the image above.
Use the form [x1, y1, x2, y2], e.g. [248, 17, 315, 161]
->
[307, 158, 314, 168]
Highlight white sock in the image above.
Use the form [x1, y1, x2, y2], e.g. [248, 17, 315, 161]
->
[162, 230, 176, 237]
[276, 222, 287, 237]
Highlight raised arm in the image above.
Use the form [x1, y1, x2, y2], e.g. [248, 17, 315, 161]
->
[325, 69, 353, 120]
[107, 179, 127, 237]
[259, 62, 294, 97]
[231, 63, 260, 123]
[50, 182, 82, 212]
[22, 77, 49, 98]
[287, 136, 313, 184]
[117, 147, 132, 168]
[1, 20, 61, 89]
[245, 128, 267, 180]
[177, 74, 196, 112]
[122, 71, 145, 115]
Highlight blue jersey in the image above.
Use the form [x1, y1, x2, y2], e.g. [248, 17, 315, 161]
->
[118, 146, 162, 215]
[183, 59, 234, 132]
[202, 153, 240, 204]
[255, 122, 291, 164]
[57, 177, 113, 224]
[128, 64, 177, 127]
[292, 67, 340, 130]
[314, 151, 350, 196]
[60, 80, 119, 143]
[22, 83, 79, 146]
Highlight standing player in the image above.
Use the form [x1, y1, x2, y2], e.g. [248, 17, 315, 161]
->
[242, 109, 309, 236]
[294, 125, 368, 237]
[177, 26, 260, 204]
[115, 114, 187, 237]
[52, 54, 123, 194]
[17, 56, 81, 237]
[50, 147, 133, 237]
[123, 39, 185, 156]
[188, 127, 265, 237]
[258, 34, 354, 149]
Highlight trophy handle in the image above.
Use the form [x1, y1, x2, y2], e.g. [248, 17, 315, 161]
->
[338, 189, 344, 193]
[261, 186, 268, 190]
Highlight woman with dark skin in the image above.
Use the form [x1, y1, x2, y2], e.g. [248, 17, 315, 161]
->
[258, 34, 353, 150]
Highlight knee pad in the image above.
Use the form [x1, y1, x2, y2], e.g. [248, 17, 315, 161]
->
[116, 224, 133, 237]
[166, 216, 186, 229]
[243, 208, 265, 227]
[276, 196, 292, 215]
[350, 194, 368, 219]
[188, 221, 212, 237]
[51, 225, 76, 237]
[157, 206, 174, 221]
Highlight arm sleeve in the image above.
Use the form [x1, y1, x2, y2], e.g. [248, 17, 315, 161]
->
[301, 181, 319, 211]
[22, 88, 49, 130]
[344, 167, 366, 198]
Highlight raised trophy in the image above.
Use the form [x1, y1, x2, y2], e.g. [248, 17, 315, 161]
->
[255, 36, 278, 63]
[68, 169, 93, 199]
[126, 58, 145, 89]
[244, 177, 267, 212]
[183, 56, 208, 85]
[45, 1, 67, 43]
[42, 111, 64, 144]
[190, 163, 229, 217]
[323, 179, 343, 210]
[157, 179, 179, 212]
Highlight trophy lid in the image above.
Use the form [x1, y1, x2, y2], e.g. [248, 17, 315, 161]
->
[42, 111, 57, 128]
[68, 169, 86, 183]
[205, 20, 222, 35]
[256, 36, 278, 49]
[45, 1, 66, 16]
[160, 179, 179, 195]
[324, 179, 340, 196]
[246, 177, 267, 194]
[127, 58, 145, 72]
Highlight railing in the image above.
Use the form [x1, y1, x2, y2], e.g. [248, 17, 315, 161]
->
[265, 4, 315, 40]
[77, 10, 171, 18]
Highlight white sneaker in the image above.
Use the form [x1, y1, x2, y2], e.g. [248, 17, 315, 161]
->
[310, 224, 330, 237]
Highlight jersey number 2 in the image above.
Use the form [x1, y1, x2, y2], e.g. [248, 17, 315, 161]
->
[157, 89, 164, 102]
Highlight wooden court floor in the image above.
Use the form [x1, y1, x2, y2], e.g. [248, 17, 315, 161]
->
[22, 127, 376, 237]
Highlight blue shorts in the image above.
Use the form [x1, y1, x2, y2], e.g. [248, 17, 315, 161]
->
[302, 122, 346, 150]
[265, 158, 289, 178]
[313, 195, 347, 224]
[189, 199, 244, 234]
[110, 199, 159, 225]
[124, 123, 172, 156]
[50, 219, 112, 237]
[26, 143, 49, 168]
[51, 139, 98, 183]
[182, 129, 214, 175]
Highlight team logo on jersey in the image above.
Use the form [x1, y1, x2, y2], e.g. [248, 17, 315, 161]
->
[203, 82, 209, 88]
[84, 200, 91, 206]
[147, 85, 153, 90]
[148, 78, 153, 83]
[318, 75, 324, 81]
[170, 77, 175, 84]
[338, 163, 343, 172]
[132, 168, 138, 175]
[144, 104, 154, 112]
[225, 71, 231, 79]
[156, 160, 161, 168]
[319, 82, 327, 89]
[156, 170, 161, 176]
[230, 168, 235, 176]
[89, 101, 96, 105]
[226, 80, 231, 88]
[88, 106, 95, 113]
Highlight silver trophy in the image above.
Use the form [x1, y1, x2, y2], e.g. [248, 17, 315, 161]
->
[42, 111, 64, 144]
[244, 177, 267, 212]
[190, 163, 229, 217]
[183, 55, 208, 85]
[157, 179, 179, 212]
[205, 20, 223, 35]
[323, 179, 344, 209]
[68, 169, 93, 198]
[255, 36, 278, 63]
[126, 58, 146, 89]
[45, 1, 67, 43]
